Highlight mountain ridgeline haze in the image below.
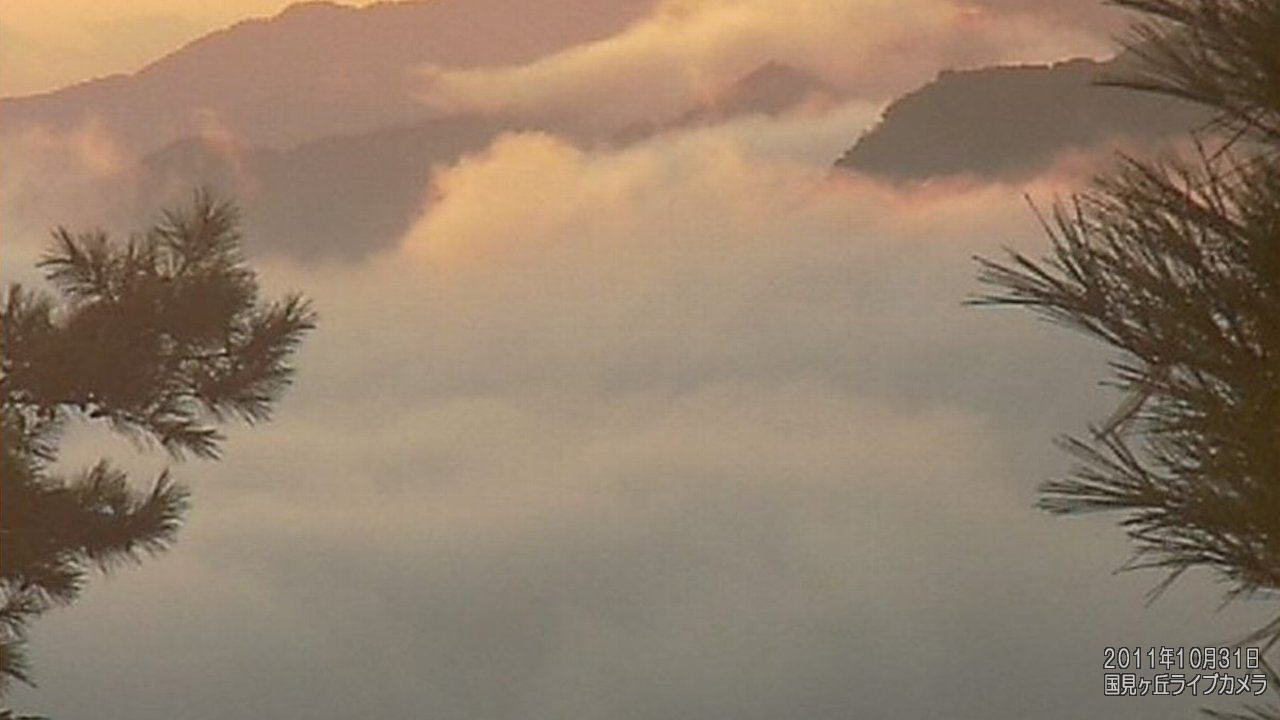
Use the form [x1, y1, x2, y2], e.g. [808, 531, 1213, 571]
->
[1, 18, 1206, 263]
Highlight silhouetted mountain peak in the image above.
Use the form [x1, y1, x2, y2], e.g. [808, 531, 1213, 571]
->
[676, 60, 831, 128]
[719, 61, 829, 115]
[835, 56, 1210, 180]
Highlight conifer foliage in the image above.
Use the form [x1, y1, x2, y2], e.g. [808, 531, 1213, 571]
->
[0, 192, 315, 696]
[975, 0, 1279, 633]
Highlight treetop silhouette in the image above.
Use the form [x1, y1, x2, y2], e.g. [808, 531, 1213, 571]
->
[974, 0, 1279, 627]
[0, 191, 315, 697]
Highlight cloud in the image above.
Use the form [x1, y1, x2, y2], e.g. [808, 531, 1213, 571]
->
[0, 119, 145, 278]
[25, 124, 1250, 720]
[377, 115, 1101, 411]
[8, 62, 1266, 720]
[0, 105, 270, 271]
[414, 0, 1116, 136]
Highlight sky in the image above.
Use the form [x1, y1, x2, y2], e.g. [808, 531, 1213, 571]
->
[0, 0, 324, 96]
[1, 2, 1269, 719]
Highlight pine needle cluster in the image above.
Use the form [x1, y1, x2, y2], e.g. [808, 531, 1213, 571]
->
[0, 192, 315, 696]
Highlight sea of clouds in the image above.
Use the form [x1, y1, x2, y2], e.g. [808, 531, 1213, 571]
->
[3, 2, 1269, 717]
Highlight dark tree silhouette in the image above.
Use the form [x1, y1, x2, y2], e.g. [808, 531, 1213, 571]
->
[973, 2, 1280, 708]
[0, 192, 315, 701]
[975, 9, 1278, 719]
[977, 0, 1278, 596]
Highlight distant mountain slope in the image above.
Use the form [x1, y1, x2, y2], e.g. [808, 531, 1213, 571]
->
[682, 61, 833, 125]
[0, 0, 655, 154]
[129, 113, 515, 260]
[65, 60, 828, 262]
[610, 60, 834, 143]
[835, 57, 1210, 180]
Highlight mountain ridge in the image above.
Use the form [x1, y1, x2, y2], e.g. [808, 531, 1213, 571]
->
[835, 56, 1210, 180]
[0, 0, 657, 153]
[47, 59, 832, 262]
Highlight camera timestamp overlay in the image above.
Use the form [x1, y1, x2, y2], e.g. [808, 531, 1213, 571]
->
[1103, 647, 1271, 698]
